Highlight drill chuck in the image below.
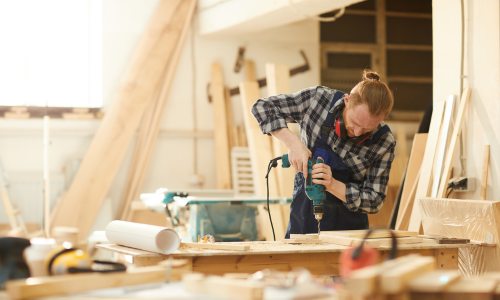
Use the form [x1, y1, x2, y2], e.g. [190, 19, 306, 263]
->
[313, 205, 324, 220]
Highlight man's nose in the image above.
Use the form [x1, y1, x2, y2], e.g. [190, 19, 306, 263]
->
[354, 127, 363, 137]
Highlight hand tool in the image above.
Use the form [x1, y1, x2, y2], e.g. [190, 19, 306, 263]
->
[281, 154, 326, 234]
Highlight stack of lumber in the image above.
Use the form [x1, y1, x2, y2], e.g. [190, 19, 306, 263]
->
[50, 0, 197, 238]
[319, 230, 422, 247]
[341, 254, 500, 300]
[394, 88, 472, 233]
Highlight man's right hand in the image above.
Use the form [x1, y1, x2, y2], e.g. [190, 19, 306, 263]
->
[288, 140, 312, 178]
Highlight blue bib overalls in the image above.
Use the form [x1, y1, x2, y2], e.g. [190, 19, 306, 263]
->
[285, 93, 390, 238]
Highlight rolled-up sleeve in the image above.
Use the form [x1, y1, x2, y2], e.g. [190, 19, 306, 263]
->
[344, 144, 395, 214]
[250, 86, 319, 135]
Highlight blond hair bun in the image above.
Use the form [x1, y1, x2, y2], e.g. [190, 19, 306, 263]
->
[363, 70, 380, 81]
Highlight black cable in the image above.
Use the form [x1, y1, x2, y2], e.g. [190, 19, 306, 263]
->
[446, 187, 455, 198]
[265, 157, 282, 242]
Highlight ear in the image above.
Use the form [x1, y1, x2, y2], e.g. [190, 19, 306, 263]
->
[344, 94, 350, 106]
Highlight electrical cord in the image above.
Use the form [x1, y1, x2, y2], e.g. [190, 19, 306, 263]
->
[265, 157, 282, 241]
[446, 178, 468, 198]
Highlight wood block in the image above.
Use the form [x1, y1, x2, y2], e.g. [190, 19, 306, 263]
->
[4, 112, 30, 119]
[408, 270, 461, 293]
[181, 242, 250, 251]
[183, 273, 265, 300]
[320, 230, 418, 239]
[409, 100, 446, 232]
[444, 278, 497, 300]
[281, 239, 323, 244]
[290, 234, 319, 239]
[6, 265, 188, 300]
[380, 256, 436, 294]
[50, 0, 196, 239]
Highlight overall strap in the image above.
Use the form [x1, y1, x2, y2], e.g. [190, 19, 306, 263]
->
[317, 92, 345, 149]
[363, 125, 391, 147]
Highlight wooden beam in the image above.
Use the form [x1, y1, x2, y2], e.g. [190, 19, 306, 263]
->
[396, 133, 427, 230]
[320, 230, 417, 238]
[211, 63, 232, 189]
[408, 101, 446, 232]
[266, 63, 296, 198]
[240, 63, 279, 197]
[380, 256, 435, 294]
[52, 0, 195, 237]
[396, 168, 421, 231]
[480, 145, 490, 200]
[6, 265, 188, 300]
[117, 0, 197, 221]
[182, 242, 250, 251]
[407, 270, 461, 293]
[437, 88, 471, 198]
[376, 0, 387, 80]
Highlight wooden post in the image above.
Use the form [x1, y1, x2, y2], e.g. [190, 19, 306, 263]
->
[211, 63, 232, 190]
[265, 63, 296, 198]
[43, 116, 50, 238]
[480, 145, 490, 200]
[52, 0, 195, 238]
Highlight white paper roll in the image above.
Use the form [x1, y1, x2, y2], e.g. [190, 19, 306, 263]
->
[105, 221, 180, 254]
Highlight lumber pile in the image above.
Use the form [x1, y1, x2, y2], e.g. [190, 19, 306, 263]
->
[341, 254, 500, 300]
[319, 230, 423, 247]
[51, 0, 197, 237]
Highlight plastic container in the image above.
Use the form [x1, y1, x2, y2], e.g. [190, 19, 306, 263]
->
[24, 238, 55, 277]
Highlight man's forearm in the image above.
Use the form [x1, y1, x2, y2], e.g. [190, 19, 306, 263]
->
[327, 179, 347, 202]
[270, 127, 301, 148]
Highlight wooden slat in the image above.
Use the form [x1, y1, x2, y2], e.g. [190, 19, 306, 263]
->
[396, 133, 427, 230]
[380, 256, 435, 294]
[212, 63, 232, 189]
[6, 266, 187, 300]
[431, 95, 455, 197]
[408, 270, 461, 293]
[376, 0, 387, 80]
[225, 87, 236, 151]
[117, 0, 197, 221]
[182, 242, 250, 251]
[281, 239, 323, 244]
[240, 64, 279, 196]
[320, 230, 417, 238]
[481, 145, 490, 200]
[266, 63, 296, 198]
[52, 0, 194, 237]
[396, 168, 421, 231]
[408, 101, 446, 232]
[437, 88, 471, 198]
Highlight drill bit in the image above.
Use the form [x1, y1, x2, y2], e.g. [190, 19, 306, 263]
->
[318, 220, 320, 235]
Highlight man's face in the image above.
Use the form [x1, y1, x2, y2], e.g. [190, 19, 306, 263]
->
[344, 94, 385, 137]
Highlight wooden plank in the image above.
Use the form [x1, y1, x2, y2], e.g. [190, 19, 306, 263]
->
[281, 239, 323, 244]
[320, 235, 423, 247]
[183, 273, 264, 300]
[444, 278, 497, 300]
[182, 242, 250, 251]
[380, 256, 435, 294]
[266, 63, 296, 198]
[52, 0, 193, 237]
[240, 76, 279, 196]
[397, 168, 421, 231]
[437, 88, 471, 198]
[407, 270, 461, 293]
[225, 87, 236, 151]
[480, 145, 490, 200]
[320, 230, 418, 238]
[396, 133, 427, 230]
[431, 95, 455, 197]
[5, 266, 188, 300]
[290, 234, 319, 239]
[376, 0, 387, 80]
[211, 63, 232, 189]
[408, 101, 446, 232]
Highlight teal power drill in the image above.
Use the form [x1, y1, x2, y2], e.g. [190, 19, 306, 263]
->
[282, 154, 326, 234]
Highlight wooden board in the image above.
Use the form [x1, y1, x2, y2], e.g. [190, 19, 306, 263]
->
[182, 242, 250, 251]
[281, 239, 323, 244]
[397, 168, 421, 231]
[480, 145, 490, 200]
[5, 265, 188, 300]
[51, 0, 194, 238]
[380, 256, 435, 294]
[444, 278, 497, 299]
[437, 88, 471, 198]
[240, 75, 279, 197]
[290, 234, 319, 239]
[211, 63, 232, 190]
[266, 63, 296, 198]
[408, 100, 446, 232]
[396, 133, 428, 230]
[183, 273, 264, 300]
[407, 270, 461, 292]
[320, 235, 423, 247]
[320, 230, 418, 238]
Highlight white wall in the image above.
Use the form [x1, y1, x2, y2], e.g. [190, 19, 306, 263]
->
[433, 0, 500, 201]
[0, 0, 320, 229]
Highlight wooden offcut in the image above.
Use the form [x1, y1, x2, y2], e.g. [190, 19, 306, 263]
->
[240, 62, 279, 196]
[266, 63, 296, 198]
[6, 265, 188, 300]
[408, 101, 446, 232]
[480, 145, 490, 200]
[437, 88, 471, 198]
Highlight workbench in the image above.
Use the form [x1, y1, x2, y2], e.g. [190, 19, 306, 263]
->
[97, 241, 490, 276]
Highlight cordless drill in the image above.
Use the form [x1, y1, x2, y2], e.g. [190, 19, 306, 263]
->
[282, 154, 326, 234]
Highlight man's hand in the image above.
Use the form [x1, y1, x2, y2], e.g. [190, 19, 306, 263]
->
[288, 139, 312, 178]
[311, 157, 347, 202]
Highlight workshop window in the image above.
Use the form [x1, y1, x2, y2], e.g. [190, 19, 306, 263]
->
[0, 0, 102, 108]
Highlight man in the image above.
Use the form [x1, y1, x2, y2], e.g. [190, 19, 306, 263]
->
[251, 70, 395, 237]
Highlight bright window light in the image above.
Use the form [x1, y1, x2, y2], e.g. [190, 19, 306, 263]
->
[0, 0, 102, 108]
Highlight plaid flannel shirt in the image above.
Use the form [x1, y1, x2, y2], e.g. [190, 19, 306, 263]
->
[251, 85, 396, 214]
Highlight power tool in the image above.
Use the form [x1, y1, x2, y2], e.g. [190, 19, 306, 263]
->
[282, 154, 326, 234]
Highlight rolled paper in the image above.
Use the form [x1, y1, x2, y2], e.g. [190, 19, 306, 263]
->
[105, 221, 180, 254]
